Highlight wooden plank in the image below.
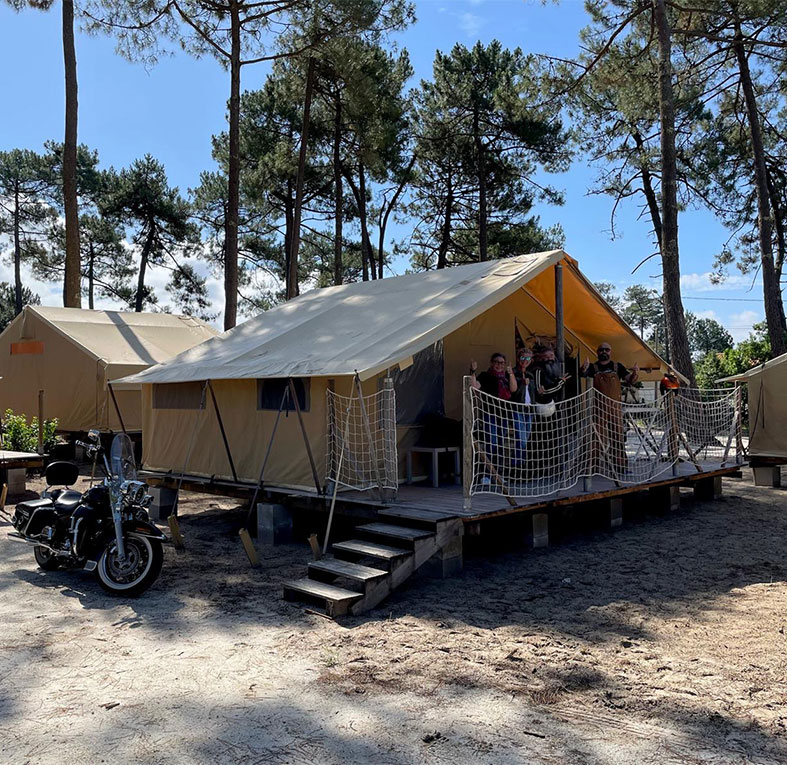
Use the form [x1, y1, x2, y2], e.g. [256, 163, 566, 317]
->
[332, 539, 410, 561]
[357, 523, 434, 542]
[282, 578, 362, 604]
[378, 507, 459, 523]
[309, 558, 388, 582]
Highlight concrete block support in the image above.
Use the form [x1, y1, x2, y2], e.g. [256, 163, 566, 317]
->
[257, 503, 293, 546]
[532, 513, 549, 548]
[753, 466, 781, 488]
[649, 485, 681, 512]
[422, 536, 464, 579]
[149, 486, 178, 522]
[6, 468, 25, 496]
[608, 497, 623, 528]
[694, 475, 723, 501]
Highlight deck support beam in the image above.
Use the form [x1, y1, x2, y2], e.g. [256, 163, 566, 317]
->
[694, 475, 722, 501]
[608, 497, 623, 528]
[531, 512, 549, 548]
[257, 502, 293, 546]
[753, 466, 781, 488]
[649, 484, 680, 513]
[149, 485, 177, 522]
[422, 535, 463, 578]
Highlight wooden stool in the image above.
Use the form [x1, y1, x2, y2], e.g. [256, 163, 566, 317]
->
[406, 447, 461, 488]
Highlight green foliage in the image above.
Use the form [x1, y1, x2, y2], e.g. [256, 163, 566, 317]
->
[685, 312, 734, 358]
[695, 322, 771, 389]
[408, 40, 568, 268]
[0, 282, 39, 332]
[2, 409, 58, 453]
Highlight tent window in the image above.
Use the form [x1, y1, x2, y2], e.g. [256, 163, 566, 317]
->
[258, 378, 310, 412]
[152, 382, 205, 410]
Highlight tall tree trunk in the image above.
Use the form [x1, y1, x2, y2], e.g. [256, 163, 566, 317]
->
[766, 168, 785, 283]
[288, 56, 316, 301]
[633, 130, 663, 248]
[333, 96, 343, 286]
[134, 230, 154, 312]
[223, 1, 241, 330]
[733, 23, 786, 355]
[357, 164, 372, 281]
[653, 0, 694, 384]
[284, 182, 294, 284]
[437, 178, 453, 270]
[62, 0, 81, 308]
[473, 108, 487, 262]
[88, 240, 95, 309]
[377, 156, 415, 279]
[13, 183, 22, 315]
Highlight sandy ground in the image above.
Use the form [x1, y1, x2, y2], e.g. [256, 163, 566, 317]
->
[1, 467, 786, 764]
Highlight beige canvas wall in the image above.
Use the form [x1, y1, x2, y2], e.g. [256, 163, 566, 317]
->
[747, 360, 787, 458]
[0, 312, 105, 432]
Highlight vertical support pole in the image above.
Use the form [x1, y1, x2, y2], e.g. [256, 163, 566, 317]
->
[108, 384, 127, 435]
[174, 381, 208, 518]
[382, 376, 397, 500]
[667, 392, 679, 476]
[463, 375, 474, 512]
[531, 513, 549, 548]
[355, 374, 385, 502]
[208, 380, 238, 483]
[37, 390, 44, 454]
[288, 378, 322, 495]
[554, 262, 565, 373]
[734, 384, 744, 464]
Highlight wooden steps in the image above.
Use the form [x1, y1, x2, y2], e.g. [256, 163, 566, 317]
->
[282, 511, 464, 617]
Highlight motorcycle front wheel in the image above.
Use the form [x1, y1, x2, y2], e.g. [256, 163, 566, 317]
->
[34, 545, 61, 571]
[96, 533, 163, 597]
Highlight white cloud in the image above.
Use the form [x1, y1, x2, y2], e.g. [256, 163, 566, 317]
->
[680, 271, 759, 292]
[693, 309, 720, 321]
[727, 309, 762, 343]
[457, 11, 485, 37]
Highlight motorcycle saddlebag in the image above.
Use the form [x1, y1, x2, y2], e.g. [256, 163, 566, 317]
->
[12, 498, 56, 536]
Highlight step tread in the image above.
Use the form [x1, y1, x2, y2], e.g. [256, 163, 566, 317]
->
[309, 558, 388, 582]
[332, 539, 411, 560]
[356, 523, 434, 541]
[379, 507, 458, 523]
[282, 578, 363, 603]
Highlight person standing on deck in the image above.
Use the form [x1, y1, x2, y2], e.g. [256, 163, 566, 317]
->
[533, 346, 570, 404]
[469, 353, 526, 476]
[581, 343, 639, 475]
[511, 348, 537, 468]
[659, 371, 681, 396]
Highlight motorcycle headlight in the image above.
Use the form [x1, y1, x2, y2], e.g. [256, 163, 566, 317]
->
[121, 480, 149, 505]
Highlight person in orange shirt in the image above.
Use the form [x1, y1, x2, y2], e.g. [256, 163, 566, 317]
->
[659, 371, 681, 396]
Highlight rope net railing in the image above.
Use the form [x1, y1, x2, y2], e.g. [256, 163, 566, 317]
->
[467, 381, 741, 499]
[326, 386, 398, 493]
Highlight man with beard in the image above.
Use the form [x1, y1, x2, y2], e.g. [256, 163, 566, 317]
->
[533, 345, 571, 405]
[581, 343, 639, 475]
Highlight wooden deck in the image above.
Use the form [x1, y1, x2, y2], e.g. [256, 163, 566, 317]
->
[143, 459, 743, 525]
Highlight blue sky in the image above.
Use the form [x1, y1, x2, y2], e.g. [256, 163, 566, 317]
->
[0, 0, 767, 339]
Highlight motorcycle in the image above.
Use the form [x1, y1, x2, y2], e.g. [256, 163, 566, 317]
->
[8, 430, 167, 596]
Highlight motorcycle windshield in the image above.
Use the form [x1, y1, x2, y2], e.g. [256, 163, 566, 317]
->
[109, 433, 137, 483]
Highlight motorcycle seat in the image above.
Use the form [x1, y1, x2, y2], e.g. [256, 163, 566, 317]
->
[53, 490, 82, 515]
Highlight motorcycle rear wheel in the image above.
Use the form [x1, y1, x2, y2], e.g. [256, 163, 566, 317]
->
[96, 534, 163, 597]
[34, 546, 61, 571]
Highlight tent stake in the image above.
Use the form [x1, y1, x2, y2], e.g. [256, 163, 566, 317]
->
[288, 377, 322, 495]
[208, 380, 238, 483]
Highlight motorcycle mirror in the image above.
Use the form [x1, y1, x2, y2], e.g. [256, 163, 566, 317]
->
[88, 429, 100, 443]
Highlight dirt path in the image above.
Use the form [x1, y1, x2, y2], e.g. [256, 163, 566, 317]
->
[1, 469, 786, 764]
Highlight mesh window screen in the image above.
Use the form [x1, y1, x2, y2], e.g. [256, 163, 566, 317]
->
[152, 382, 206, 410]
[257, 378, 310, 412]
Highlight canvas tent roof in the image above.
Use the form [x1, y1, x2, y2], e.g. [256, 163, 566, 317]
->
[716, 353, 786, 384]
[19, 306, 217, 379]
[117, 250, 669, 386]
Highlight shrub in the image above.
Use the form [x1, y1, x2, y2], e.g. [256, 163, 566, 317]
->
[2, 409, 59, 453]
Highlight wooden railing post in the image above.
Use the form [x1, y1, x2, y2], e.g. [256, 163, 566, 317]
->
[463, 375, 473, 512]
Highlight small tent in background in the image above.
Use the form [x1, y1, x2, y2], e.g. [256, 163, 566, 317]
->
[719, 352, 787, 460]
[117, 250, 672, 491]
[0, 306, 217, 432]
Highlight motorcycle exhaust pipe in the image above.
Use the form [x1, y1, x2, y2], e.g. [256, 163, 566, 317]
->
[7, 532, 72, 558]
